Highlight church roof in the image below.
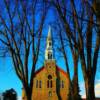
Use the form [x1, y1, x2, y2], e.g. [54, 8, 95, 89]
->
[35, 66, 68, 78]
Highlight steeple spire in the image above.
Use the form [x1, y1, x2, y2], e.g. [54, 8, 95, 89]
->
[48, 26, 51, 39]
[45, 26, 53, 60]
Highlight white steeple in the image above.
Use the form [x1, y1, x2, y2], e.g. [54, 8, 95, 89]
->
[45, 26, 53, 60]
[48, 26, 51, 39]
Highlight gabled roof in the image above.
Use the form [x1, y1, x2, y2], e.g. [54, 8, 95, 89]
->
[34, 66, 68, 78]
[56, 66, 68, 77]
[35, 67, 45, 75]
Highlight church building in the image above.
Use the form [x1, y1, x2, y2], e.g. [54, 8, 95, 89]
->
[22, 27, 70, 100]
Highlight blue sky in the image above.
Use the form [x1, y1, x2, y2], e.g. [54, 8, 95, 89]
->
[0, 0, 100, 99]
[0, 28, 100, 98]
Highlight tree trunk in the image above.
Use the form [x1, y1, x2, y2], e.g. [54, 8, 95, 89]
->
[85, 77, 95, 100]
[25, 86, 32, 100]
[73, 57, 81, 100]
[26, 91, 31, 100]
[73, 75, 78, 99]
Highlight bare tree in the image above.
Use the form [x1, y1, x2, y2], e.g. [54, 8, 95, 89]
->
[50, 0, 100, 100]
[49, 1, 81, 99]
[0, 0, 48, 100]
[54, 21, 81, 100]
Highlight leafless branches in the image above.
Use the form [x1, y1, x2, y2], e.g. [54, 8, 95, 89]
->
[0, 0, 48, 100]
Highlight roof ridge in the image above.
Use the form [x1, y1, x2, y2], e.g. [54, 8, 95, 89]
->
[34, 66, 68, 78]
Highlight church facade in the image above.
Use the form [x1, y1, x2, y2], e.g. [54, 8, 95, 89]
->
[22, 27, 70, 100]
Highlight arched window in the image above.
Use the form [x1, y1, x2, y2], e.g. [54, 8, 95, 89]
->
[39, 80, 42, 88]
[47, 75, 52, 88]
[48, 53, 52, 59]
[48, 75, 52, 79]
[36, 80, 38, 88]
[49, 42, 52, 46]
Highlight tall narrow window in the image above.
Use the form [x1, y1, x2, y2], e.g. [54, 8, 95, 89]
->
[48, 53, 52, 59]
[49, 42, 52, 46]
[60, 80, 64, 88]
[50, 80, 52, 88]
[62, 80, 64, 88]
[39, 80, 42, 88]
[47, 80, 49, 88]
[36, 80, 38, 88]
[47, 75, 52, 88]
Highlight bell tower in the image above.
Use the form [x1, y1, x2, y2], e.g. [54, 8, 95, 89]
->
[45, 26, 53, 60]
[44, 26, 56, 74]
[44, 26, 58, 100]
[44, 26, 56, 72]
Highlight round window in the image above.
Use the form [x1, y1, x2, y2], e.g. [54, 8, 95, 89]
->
[48, 75, 52, 79]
